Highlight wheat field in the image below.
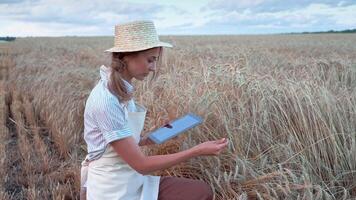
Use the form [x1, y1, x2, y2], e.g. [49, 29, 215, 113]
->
[0, 34, 355, 199]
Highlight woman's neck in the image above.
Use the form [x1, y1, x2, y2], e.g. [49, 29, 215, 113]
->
[120, 70, 133, 84]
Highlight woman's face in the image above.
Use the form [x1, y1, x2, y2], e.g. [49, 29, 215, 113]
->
[123, 47, 161, 81]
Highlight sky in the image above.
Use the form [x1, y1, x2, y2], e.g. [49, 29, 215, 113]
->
[0, 0, 356, 36]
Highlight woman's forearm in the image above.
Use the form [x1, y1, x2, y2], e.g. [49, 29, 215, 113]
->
[112, 135, 228, 176]
[140, 148, 199, 175]
[110, 137, 200, 175]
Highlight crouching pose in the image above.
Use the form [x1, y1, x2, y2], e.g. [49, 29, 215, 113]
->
[80, 20, 229, 200]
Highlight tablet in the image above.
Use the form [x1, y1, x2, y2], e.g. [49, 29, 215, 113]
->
[147, 113, 203, 144]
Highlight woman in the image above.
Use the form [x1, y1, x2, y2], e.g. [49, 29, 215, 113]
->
[81, 20, 229, 200]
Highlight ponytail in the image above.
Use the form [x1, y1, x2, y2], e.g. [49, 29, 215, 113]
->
[108, 52, 133, 102]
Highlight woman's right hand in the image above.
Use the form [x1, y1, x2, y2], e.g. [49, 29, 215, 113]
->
[191, 138, 229, 156]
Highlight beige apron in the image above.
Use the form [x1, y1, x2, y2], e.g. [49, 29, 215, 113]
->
[81, 103, 160, 200]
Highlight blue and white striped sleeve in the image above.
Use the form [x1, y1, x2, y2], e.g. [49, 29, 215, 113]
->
[95, 96, 132, 144]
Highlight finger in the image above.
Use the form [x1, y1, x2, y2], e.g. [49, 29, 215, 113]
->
[215, 138, 226, 144]
[221, 138, 228, 144]
[214, 149, 223, 155]
[213, 138, 223, 144]
[160, 118, 170, 126]
[217, 142, 228, 149]
[222, 140, 229, 146]
[167, 105, 178, 121]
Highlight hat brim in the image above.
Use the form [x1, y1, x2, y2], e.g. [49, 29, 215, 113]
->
[105, 41, 173, 53]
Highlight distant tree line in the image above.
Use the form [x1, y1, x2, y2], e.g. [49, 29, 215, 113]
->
[286, 28, 356, 34]
[0, 36, 16, 41]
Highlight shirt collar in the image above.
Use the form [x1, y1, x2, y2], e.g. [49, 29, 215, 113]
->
[99, 65, 134, 93]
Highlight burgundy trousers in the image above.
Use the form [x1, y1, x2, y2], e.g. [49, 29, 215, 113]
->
[158, 176, 214, 200]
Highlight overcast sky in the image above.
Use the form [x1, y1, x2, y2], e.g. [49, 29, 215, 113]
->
[1, 0, 356, 36]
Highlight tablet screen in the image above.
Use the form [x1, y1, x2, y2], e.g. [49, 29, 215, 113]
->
[147, 113, 203, 144]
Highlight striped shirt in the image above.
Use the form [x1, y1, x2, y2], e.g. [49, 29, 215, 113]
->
[83, 65, 137, 161]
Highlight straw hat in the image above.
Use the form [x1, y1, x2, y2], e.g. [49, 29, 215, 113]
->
[105, 20, 173, 52]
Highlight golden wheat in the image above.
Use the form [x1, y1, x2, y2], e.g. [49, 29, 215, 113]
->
[0, 34, 355, 199]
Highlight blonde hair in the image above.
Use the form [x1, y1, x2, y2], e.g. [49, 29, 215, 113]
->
[108, 47, 162, 102]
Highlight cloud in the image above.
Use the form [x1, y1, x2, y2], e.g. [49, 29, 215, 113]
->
[0, 0, 28, 4]
[0, 19, 100, 36]
[200, 1, 356, 33]
[0, 0, 177, 36]
[1, 0, 163, 25]
[204, 0, 356, 12]
[0, 0, 355, 36]
[0, 0, 215, 36]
